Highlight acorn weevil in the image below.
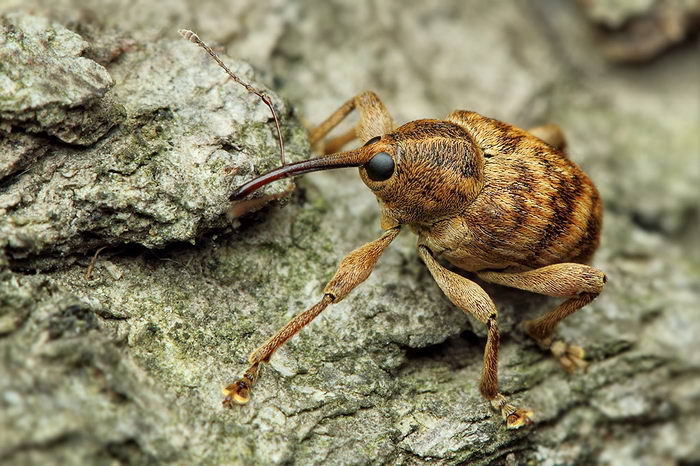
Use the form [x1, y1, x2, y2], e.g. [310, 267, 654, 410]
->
[179, 30, 606, 429]
[224, 91, 606, 429]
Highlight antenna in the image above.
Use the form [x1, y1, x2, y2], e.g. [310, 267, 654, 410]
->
[179, 29, 286, 165]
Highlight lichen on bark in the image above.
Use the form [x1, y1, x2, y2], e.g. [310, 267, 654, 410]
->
[1, 2, 699, 465]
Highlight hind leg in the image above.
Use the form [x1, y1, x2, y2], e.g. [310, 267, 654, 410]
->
[478, 263, 606, 372]
[528, 124, 567, 153]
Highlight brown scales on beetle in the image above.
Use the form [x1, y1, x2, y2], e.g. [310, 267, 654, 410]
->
[222, 90, 607, 429]
[182, 35, 606, 429]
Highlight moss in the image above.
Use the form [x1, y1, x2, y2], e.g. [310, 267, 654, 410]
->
[2, 4, 699, 465]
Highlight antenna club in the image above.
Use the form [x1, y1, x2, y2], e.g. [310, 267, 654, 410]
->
[178, 29, 199, 44]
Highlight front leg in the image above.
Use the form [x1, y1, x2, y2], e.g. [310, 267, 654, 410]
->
[309, 91, 395, 153]
[223, 227, 400, 407]
[478, 263, 606, 372]
[418, 246, 533, 429]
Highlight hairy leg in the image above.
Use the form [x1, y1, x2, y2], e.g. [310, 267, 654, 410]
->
[223, 227, 400, 407]
[309, 91, 394, 152]
[322, 126, 356, 154]
[528, 123, 567, 152]
[419, 246, 533, 429]
[478, 263, 606, 371]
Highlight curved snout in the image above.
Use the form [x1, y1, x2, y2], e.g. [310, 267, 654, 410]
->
[230, 148, 369, 201]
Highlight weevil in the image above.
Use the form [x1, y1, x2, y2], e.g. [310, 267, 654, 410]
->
[175, 32, 578, 427]
[224, 92, 606, 428]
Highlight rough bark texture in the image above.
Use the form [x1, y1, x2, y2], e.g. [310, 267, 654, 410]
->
[1, 2, 699, 465]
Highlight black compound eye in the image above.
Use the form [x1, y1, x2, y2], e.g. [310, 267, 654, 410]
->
[365, 152, 394, 181]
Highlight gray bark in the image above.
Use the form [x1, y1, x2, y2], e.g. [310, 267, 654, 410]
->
[1, 2, 699, 465]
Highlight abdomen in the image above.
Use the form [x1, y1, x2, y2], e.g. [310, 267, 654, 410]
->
[434, 148, 602, 272]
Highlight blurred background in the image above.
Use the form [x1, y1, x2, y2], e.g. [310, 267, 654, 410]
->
[5, 0, 695, 252]
[1, 1, 699, 464]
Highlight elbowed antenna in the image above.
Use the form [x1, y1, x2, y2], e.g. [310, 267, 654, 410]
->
[179, 29, 286, 166]
[231, 149, 368, 201]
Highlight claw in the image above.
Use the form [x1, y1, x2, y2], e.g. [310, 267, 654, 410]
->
[222, 379, 251, 408]
[222, 365, 259, 408]
[551, 340, 587, 372]
[491, 395, 535, 429]
[568, 344, 585, 360]
[503, 405, 535, 429]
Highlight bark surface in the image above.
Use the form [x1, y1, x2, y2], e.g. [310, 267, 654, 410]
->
[1, 2, 699, 465]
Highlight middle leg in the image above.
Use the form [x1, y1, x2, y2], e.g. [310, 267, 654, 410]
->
[418, 246, 533, 429]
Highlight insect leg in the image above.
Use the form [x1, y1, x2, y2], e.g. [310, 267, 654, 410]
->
[527, 124, 567, 152]
[477, 263, 606, 371]
[309, 91, 394, 152]
[223, 227, 400, 407]
[322, 126, 357, 154]
[418, 246, 533, 429]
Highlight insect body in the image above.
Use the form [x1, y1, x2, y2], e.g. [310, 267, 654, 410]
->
[226, 91, 606, 429]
